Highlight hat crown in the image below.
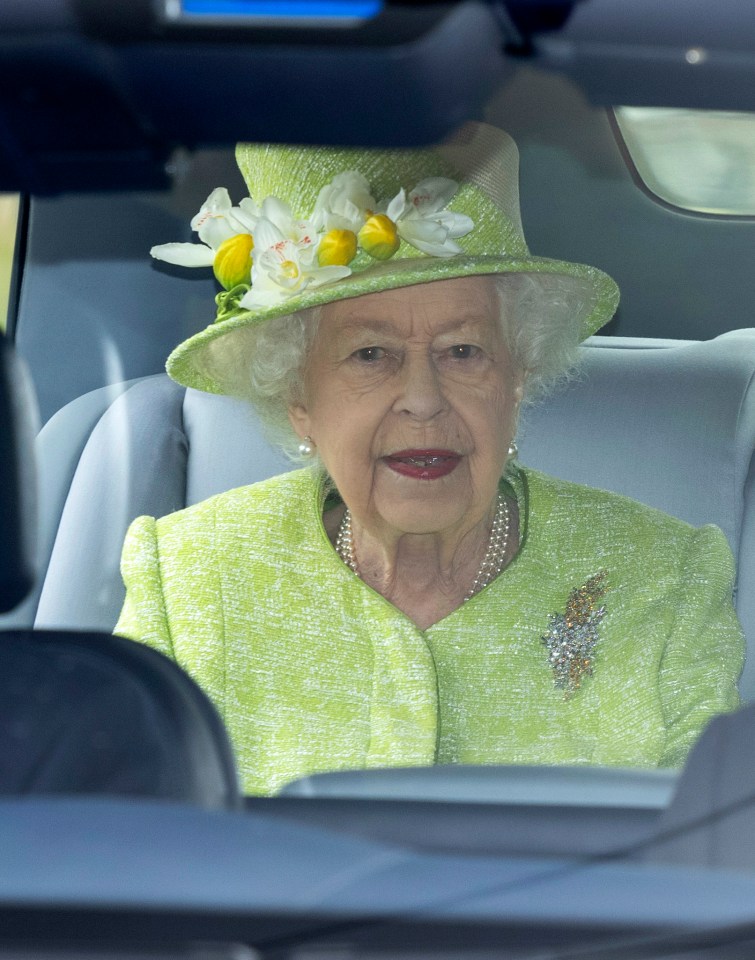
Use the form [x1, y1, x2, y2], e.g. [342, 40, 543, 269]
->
[235, 123, 528, 259]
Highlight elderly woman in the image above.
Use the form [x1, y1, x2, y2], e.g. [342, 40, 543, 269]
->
[116, 123, 744, 796]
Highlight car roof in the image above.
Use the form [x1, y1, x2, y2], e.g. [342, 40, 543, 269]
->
[1, 0, 755, 195]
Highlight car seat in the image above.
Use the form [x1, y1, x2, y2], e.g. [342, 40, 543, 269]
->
[641, 697, 755, 868]
[0, 628, 241, 807]
[0, 336, 241, 808]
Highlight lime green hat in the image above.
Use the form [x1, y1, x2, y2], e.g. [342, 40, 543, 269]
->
[156, 122, 619, 395]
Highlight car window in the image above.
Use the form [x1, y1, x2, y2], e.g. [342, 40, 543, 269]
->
[0, 194, 19, 333]
[615, 106, 755, 215]
[4, 5, 755, 956]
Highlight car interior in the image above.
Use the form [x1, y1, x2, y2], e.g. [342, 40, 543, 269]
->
[3, 1, 755, 957]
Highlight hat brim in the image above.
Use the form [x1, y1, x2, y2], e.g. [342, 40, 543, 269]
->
[166, 253, 619, 395]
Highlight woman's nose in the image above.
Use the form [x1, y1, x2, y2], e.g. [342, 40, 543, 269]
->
[393, 352, 447, 420]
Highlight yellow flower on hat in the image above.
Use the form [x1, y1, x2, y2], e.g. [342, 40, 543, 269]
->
[150, 187, 259, 270]
[149, 159, 479, 321]
[213, 233, 254, 289]
[317, 229, 358, 267]
[148, 171, 476, 305]
[358, 214, 400, 261]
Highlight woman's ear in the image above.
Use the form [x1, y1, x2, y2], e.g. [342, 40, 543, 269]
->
[287, 404, 312, 440]
[514, 368, 529, 404]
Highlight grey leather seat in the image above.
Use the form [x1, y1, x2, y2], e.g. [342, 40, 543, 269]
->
[642, 700, 755, 868]
[0, 628, 241, 808]
[0, 336, 241, 808]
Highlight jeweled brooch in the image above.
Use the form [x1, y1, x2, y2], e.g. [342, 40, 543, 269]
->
[542, 571, 608, 697]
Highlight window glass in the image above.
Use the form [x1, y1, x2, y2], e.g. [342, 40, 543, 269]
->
[0, 194, 19, 332]
[614, 106, 755, 215]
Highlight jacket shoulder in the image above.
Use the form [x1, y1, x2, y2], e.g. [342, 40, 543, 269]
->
[520, 466, 733, 569]
[151, 468, 311, 535]
[524, 466, 699, 533]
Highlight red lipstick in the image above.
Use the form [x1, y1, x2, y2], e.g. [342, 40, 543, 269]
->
[384, 449, 461, 480]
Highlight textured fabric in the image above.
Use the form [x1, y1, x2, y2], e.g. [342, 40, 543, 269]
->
[116, 467, 744, 796]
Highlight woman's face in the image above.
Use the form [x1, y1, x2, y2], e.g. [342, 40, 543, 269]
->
[289, 276, 525, 542]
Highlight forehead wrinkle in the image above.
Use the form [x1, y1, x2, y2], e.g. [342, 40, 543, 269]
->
[330, 313, 497, 340]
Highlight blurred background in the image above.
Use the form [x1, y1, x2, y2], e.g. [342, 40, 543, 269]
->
[0, 194, 18, 332]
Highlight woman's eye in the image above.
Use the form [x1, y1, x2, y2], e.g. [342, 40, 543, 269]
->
[449, 344, 479, 359]
[353, 346, 385, 363]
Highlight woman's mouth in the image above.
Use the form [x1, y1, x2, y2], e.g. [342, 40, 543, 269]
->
[383, 449, 461, 480]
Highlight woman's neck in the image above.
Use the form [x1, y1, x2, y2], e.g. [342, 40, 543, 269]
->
[325, 496, 520, 630]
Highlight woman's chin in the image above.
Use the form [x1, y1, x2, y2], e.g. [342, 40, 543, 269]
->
[372, 473, 476, 536]
[379, 511, 466, 538]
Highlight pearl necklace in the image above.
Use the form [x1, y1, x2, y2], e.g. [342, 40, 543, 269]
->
[334, 492, 511, 602]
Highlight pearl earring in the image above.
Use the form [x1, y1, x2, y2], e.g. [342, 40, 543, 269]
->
[298, 436, 316, 458]
[508, 440, 518, 460]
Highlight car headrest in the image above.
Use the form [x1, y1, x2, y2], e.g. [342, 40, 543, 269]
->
[0, 629, 242, 809]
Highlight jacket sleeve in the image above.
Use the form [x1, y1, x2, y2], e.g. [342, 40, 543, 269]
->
[659, 523, 745, 767]
[114, 515, 176, 661]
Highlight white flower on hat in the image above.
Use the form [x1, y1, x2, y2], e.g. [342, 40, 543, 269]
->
[240, 217, 351, 309]
[312, 171, 376, 233]
[258, 196, 318, 247]
[194, 189, 260, 246]
[150, 187, 259, 269]
[149, 169, 477, 311]
[386, 177, 474, 257]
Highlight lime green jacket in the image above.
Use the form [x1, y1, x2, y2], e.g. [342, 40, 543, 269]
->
[116, 467, 744, 796]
